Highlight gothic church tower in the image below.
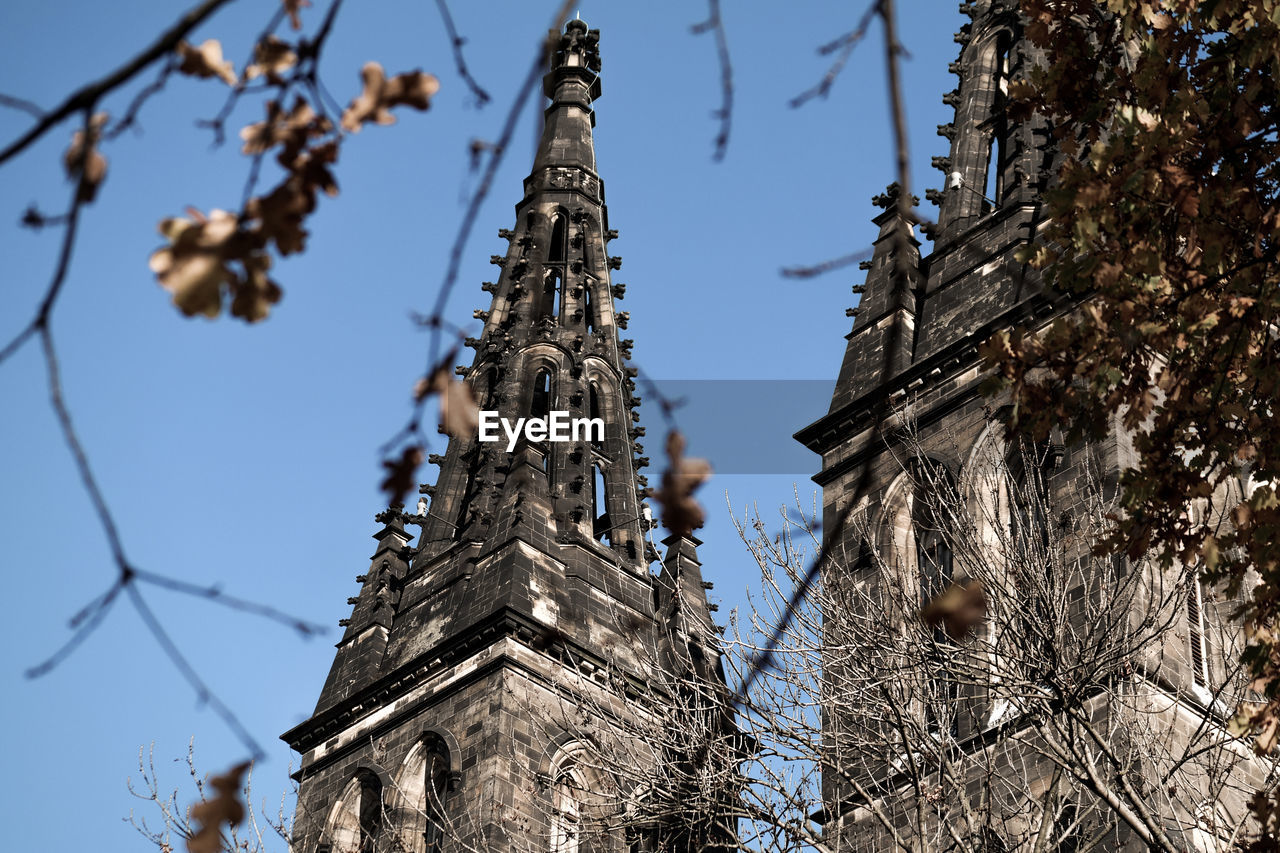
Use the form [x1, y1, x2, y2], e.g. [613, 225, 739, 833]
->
[284, 20, 723, 853]
[798, 1, 1251, 848]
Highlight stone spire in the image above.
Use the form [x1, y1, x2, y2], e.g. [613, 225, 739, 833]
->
[283, 24, 732, 853]
[412, 17, 647, 570]
[827, 183, 923, 412]
[296, 13, 653, 726]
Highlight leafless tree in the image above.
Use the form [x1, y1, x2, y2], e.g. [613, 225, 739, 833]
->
[714, 419, 1277, 852]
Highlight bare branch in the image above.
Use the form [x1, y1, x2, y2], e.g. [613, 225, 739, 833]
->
[691, 0, 733, 161]
[0, 92, 45, 118]
[126, 583, 266, 760]
[432, 0, 491, 106]
[0, 0, 239, 166]
[788, 2, 880, 108]
[780, 247, 873, 279]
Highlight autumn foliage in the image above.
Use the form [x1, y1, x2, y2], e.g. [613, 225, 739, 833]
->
[151, 13, 438, 322]
[981, 0, 1280, 781]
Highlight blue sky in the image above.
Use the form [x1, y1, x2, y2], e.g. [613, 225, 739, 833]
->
[0, 2, 961, 849]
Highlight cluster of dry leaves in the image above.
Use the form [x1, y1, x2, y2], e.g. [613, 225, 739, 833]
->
[147, 12, 438, 322]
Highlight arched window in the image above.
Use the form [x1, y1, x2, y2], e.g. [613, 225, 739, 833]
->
[325, 770, 384, 853]
[533, 368, 553, 419]
[981, 32, 1012, 213]
[583, 281, 595, 333]
[911, 460, 957, 621]
[1006, 439, 1051, 565]
[482, 366, 498, 410]
[1188, 572, 1211, 689]
[545, 269, 562, 320]
[549, 213, 567, 263]
[587, 383, 604, 450]
[593, 464, 610, 542]
[388, 736, 454, 853]
[550, 761, 584, 853]
[911, 460, 959, 735]
[624, 783, 658, 853]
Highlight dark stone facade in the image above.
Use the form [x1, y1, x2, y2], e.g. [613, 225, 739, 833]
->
[284, 21, 724, 853]
[798, 1, 1260, 849]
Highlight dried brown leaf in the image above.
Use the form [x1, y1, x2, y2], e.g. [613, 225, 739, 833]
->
[282, 0, 311, 30]
[419, 359, 480, 439]
[63, 112, 108, 203]
[341, 62, 438, 132]
[244, 36, 297, 84]
[149, 208, 240, 318]
[921, 579, 987, 640]
[381, 446, 424, 507]
[186, 761, 250, 853]
[230, 253, 282, 323]
[176, 39, 236, 86]
[647, 431, 712, 537]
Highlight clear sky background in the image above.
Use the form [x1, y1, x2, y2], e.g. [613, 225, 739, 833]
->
[0, 2, 962, 849]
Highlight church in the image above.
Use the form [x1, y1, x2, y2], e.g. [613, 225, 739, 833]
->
[282, 18, 732, 853]
[797, 0, 1267, 849]
[284, 4, 1265, 852]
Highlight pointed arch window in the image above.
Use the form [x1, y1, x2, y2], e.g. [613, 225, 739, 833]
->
[912, 460, 959, 735]
[551, 760, 584, 853]
[588, 383, 604, 450]
[482, 366, 499, 410]
[541, 269, 562, 321]
[356, 773, 382, 853]
[422, 741, 452, 852]
[390, 736, 454, 853]
[981, 32, 1012, 213]
[912, 461, 957, 631]
[549, 213, 568, 264]
[324, 770, 384, 853]
[593, 464, 610, 542]
[1006, 439, 1051, 565]
[1188, 573, 1211, 689]
[583, 281, 596, 333]
[533, 369, 553, 419]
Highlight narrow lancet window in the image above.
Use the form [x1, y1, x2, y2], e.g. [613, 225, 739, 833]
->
[593, 464, 610, 541]
[544, 269, 562, 320]
[533, 369, 553, 419]
[549, 214, 567, 263]
[1188, 576, 1210, 688]
[588, 383, 604, 449]
[423, 741, 451, 852]
[982, 34, 1012, 213]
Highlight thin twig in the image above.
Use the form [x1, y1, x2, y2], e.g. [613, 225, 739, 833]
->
[0, 0, 239, 166]
[134, 568, 327, 636]
[740, 0, 917, 701]
[691, 0, 733, 161]
[105, 56, 177, 141]
[0, 92, 45, 118]
[789, 2, 881, 108]
[127, 584, 266, 760]
[780, 248, 873, 279]
[25, 579, 127, 678]
[433, 0, 491, 106]
[198, 5, 289, 146]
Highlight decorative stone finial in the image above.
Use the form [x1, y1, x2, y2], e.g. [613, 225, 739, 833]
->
[871, 182, 920, 210]
[551, 19, 600, 72]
